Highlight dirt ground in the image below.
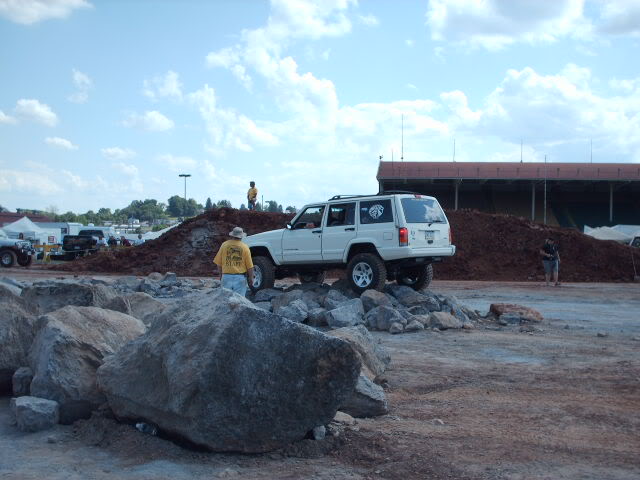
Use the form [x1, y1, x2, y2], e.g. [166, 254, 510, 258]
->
[1, 271, 639, 480]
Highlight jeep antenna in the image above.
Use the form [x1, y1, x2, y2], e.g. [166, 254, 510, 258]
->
[401, 114, 404, 161]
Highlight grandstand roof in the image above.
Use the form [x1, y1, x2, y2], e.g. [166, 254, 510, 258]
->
[377, 161, 640, 182]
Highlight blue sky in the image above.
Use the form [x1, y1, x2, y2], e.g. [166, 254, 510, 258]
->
[1, 0, 639, 213]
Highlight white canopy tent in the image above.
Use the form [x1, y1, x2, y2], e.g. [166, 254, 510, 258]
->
[143, 223, 180, 240]
[583, 225, 632, 243]
[2, 216, 60, 244]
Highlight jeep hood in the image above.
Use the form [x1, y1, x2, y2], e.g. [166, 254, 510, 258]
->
[245, 228, 284, 246]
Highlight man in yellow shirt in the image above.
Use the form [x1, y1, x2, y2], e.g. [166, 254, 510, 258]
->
[213, 226, 255, 296]
[247, 181, 258, 210]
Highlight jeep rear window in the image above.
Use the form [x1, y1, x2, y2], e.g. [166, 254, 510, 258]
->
[359, 199, 393, 224]
[401, 198, 446, 223]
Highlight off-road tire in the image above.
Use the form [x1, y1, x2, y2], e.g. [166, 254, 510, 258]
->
[251, 256, 276, 292]
[347, 253, 387, 294]
[17, 255, 33, 268]
[396, 263, 433, 291]
[298, 271, 326, 284]
[0, 250, 17, 268]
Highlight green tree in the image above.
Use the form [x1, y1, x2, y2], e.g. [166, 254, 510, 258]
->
[216, 199, 232, 208]
[285, 206, 297, 214]
[265, 200, 282, 213]
[167, 195, 187, 217]
[239, 203, 247, 211]
[0, 205, 8, 213]
[205, 197, 213, 210]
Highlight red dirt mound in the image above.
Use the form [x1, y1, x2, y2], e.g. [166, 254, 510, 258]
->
[52, 208, 640, 282]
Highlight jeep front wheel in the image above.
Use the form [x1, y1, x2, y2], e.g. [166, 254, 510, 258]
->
[251, 256, 275, 291]
[17, 255, 33, 268]
[0, 250, 17, 268]
[347, 253, 387, 293]
[396, 264, 433, 291]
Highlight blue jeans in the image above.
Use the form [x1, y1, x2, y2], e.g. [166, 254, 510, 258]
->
[222, 274, 248, 297]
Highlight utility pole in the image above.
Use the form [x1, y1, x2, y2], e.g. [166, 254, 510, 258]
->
[520, 139, 523, 163]
[453, 138, 456, 162]
[590, 139, 593, 163]
[401, 114, 404, 161]
[178, 174, 191, 201]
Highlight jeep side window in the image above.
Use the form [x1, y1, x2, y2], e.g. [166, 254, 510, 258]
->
[326, 203, 355, 227]
[293, 206, 325, 229]
[359, 199, 393, 224]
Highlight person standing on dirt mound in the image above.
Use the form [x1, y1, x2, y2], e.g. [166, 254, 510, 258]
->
[540, 238, 560, 286]
[213, 226, 255, 296]
[247, 181, 258, 211]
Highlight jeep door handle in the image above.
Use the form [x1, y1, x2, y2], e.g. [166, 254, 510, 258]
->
[312, 229, 322, 234]
[344, 227, 355, 231]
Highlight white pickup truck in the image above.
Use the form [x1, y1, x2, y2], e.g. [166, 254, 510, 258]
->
[245, 192, 456, 293]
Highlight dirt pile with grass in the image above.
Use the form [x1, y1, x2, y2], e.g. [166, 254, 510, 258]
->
[52, 208, 640, 282]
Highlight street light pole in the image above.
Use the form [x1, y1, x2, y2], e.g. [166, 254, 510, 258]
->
[178, 174, 191, 201]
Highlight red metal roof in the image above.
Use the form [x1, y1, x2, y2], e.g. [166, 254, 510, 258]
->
[0, 213, 53, 226]
[377, 161, 640, 181]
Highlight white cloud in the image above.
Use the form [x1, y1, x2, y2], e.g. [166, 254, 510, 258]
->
[68, 68, 92, 103]
[0, 0, 91, 25]
[112, 162, 139, 176]
[157, 153, 197, 172]
[426, 0, 589, 50]
[122, 110, 174, 131]
[0, 110, 17, 124]
[405, 39, 414, 47]
[143, 70, 183, 101]
[62, 170, 89, 189]
[0, 168, 63, 195]
[14, 99, 58, 126]
[101, 147, 136, 160]
[597, 0, 640, 36]
[358, 13, 379, 27]
[45, 136, 78, 150]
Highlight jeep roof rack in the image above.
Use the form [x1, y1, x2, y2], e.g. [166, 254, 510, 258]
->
[328, 194, 374, 200]
[378, 189, 423, 195]
[328, 190, 424, 201]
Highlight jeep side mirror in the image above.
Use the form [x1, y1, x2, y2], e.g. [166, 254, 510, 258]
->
[286, 222, 292, 230]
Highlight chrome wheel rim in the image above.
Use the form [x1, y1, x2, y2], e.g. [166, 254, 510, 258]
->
[252, 265, 263, 288]
[1, 253, 11, 266]
[352, 262, 374, 288]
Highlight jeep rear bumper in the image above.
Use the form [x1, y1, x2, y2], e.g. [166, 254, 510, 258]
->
[381, 245, 456, 261]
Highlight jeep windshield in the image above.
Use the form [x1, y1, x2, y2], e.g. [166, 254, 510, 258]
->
[401, 197, 446, 223]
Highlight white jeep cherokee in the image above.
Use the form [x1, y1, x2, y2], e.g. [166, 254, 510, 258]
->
[245, 192, 456, 293]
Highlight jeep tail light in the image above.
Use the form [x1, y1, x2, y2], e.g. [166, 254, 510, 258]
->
[399, 227, 408, 247]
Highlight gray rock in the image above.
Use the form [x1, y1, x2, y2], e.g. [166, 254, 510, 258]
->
[325, 299, 365, 329]
[253, 288, 283, 303]
[11, 396, 59, 432]
[360, 290, 391, 312]
[12, 367, 33, 397]
[323, 289, 349, 310]
[0, 285, 37, 393]
[275, 299, 308, 323]
[254, 302, 273, 312]
[160, 272, 178, 287]
[312, 425, 326, 441]
[114, 276, 142, 292]
[97, 288, 361, 453]
[29, 306, 146, 424]
[389, 322, 404, 334]
[103, 295, 133, 316]
[364, 306, 406, 331]
[123, 292, 167, 325]
[307, 308, 328, 327]
[328, 279, 357, 298]
[327, 325, 390, 377]
[301, 291, 321, 310]
[499, 313, 522, 325]
[404, 319, 425, 332]
[271, 289, 304, 312]
[0, 276, 23, 296]
[147, 272, 163, 282]
[385, 285, 428, 307]
[340, 375, 389, 418]
[20, 282, 119, 314]
[427, 311, 464, 330]
[140, 279, 161, 296]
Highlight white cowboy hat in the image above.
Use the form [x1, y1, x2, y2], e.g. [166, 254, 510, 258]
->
[229, 226, 247, 238]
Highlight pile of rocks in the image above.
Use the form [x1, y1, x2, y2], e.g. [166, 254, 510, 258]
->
[249, 280, 480, 334]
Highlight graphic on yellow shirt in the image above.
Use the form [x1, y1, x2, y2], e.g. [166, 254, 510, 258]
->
[225, 245, 244, 268]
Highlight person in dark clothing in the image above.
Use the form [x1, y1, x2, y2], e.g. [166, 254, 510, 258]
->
[540, 238, 560, 286]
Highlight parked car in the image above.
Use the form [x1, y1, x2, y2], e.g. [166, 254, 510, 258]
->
[0, 237, 36, 268]
[245, 192, 456, 293]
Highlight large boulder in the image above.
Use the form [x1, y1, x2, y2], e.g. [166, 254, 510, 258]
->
[385, 285, 431, 307]
[29, 306, 146, 424]
[427, 311, 463, 330]
[12, 366, 33, 396]
[11, 396, 59, 432]
[340, 375, 389, 418]
[271, 289, 304, 311]
[123, 292, 167, 325]
[490, 303, 544, 323]
[274, 299, 308, 323]
[323, 289, 350, 310]
[20, 281, 119, 314]
[360, 290, 391, 312]
[0, 285, 37, 393]
[253, 288, 283, 303]
[97, 288, 361, 453]
[365, 306, 406, 331]
[327, 325, 390, 378]
[325, 299, 365, 328]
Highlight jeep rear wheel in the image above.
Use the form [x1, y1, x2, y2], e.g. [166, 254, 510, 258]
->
[0, 250, 17, 268]
[396, 263, 433, 291]
[251, 256, 275, 291]
[347, 253, 387, 294]
[298, 271, 326, 284]
[17, 255, 33, 267]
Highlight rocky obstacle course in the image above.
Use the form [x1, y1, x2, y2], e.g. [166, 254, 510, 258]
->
[49, 207, 640, 282]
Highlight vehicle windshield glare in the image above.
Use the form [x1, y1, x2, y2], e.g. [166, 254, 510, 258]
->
[401, 198, 446, 223]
